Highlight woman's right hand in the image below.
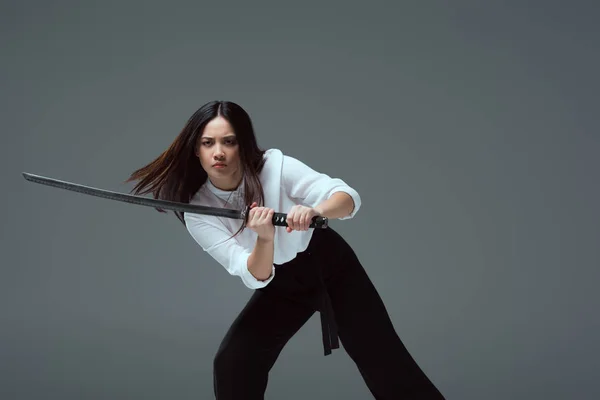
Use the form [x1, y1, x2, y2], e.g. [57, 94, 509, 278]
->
[246, 202, 275, 240]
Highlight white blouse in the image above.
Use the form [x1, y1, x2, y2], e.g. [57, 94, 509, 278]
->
[184, 148, 361, 289]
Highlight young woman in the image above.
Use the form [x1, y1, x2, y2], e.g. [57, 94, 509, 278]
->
[126, 101, 445, 399]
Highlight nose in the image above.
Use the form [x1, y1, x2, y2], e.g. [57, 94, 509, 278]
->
[213, 146, 225, 160]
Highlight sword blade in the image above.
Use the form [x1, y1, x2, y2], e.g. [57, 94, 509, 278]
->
[22, 172, 245, 220]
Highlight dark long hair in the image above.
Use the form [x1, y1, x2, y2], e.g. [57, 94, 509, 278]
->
[124, 100, 267, 236]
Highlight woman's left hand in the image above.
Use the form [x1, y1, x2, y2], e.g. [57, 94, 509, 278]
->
[286, 205, 321, 233]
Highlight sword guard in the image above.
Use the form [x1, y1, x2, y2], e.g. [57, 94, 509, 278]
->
[241, 205, 251, 224]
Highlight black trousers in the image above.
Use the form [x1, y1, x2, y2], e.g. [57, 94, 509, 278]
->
[213, 227, 445, 399]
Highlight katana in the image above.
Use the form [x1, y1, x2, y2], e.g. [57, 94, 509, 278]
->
[22, 172, 328, 229]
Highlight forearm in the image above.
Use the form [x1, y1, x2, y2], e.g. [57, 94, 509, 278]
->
[314, 191, 355, 219]
[247, 236, 275, 281]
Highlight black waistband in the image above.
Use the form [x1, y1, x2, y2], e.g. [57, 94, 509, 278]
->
[291, 228, 340, 356]
[317, 260, 340, 355]
[267, 227, 342, 356]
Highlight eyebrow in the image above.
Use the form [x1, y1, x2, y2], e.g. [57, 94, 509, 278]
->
[201, 134, 237, 140]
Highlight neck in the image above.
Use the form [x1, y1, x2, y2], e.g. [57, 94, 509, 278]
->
[210, 170, 244, 191]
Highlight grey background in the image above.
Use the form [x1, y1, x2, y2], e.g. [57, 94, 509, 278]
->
[3, 0, 599, 399]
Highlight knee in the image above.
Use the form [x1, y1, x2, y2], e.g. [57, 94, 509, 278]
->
[213, 336, 258, 377]
[213, 342, 238, 379]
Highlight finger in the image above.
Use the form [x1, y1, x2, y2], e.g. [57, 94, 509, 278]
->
[250, 207, 264, 222]
[303, 214, 309, 230]
[247, 210, 256, 226]
[260, 209, 270, 224]
[293, 213, 302, 230]
[295, 208, 308, 230]
[306, 212, 315, 230]
[293, 215, 299, 231]
[297, 213, 305, 230]
[262, 208, 274, 222]
[290, 205, 303, 230]
[286, 211, 295, 230]
[257, 208, 268, 221]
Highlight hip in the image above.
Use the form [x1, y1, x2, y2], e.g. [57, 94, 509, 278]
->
[261, 227, 358, 298]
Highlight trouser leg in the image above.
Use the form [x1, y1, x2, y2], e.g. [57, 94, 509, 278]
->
[212, 288, 315, 399]
[325, 234, 445, 399]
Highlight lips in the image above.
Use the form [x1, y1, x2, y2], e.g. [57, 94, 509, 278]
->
[213, 163, 226, 168]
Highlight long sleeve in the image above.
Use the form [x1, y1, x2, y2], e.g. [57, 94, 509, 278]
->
[184, 214, 275, 289]
[281, 154, 361, 220]
[182, 148, 360, 287]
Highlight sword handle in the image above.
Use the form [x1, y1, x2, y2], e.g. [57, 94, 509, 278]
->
[241, 206, 329, 229]
[272, 212, 329, 229]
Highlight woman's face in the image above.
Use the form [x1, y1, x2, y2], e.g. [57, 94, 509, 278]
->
[197, 116, 242, 190]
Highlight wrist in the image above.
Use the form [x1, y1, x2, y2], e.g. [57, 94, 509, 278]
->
[257, 234, 274, 243]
